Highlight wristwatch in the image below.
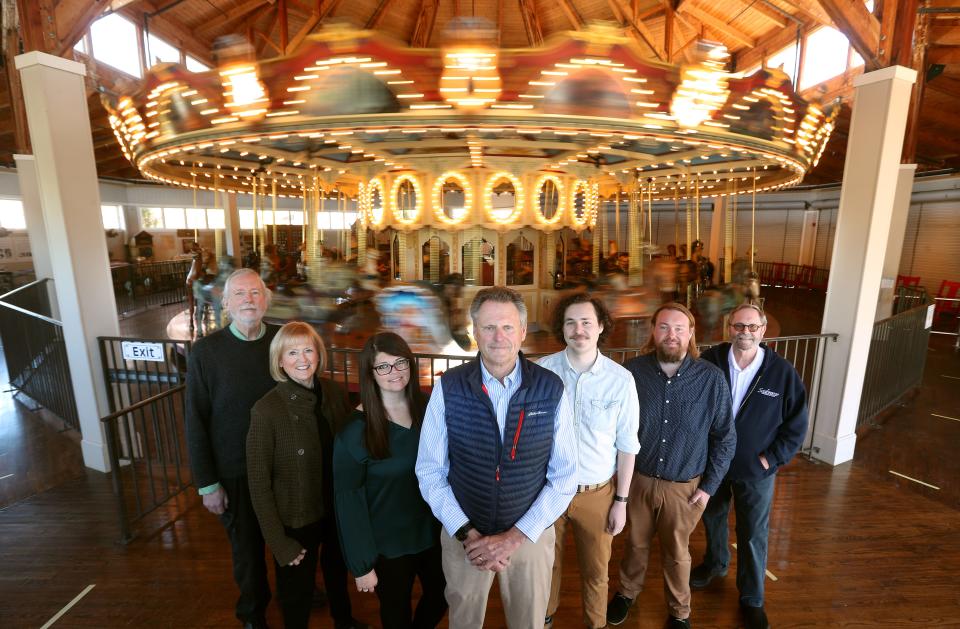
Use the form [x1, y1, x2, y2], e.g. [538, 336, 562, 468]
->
[453, 522, 473, 542]
[613, 495, 629, 503]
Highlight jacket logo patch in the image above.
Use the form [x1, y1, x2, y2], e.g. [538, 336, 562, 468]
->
[525, 410, 550, 417]
[758, 388, 780, 398]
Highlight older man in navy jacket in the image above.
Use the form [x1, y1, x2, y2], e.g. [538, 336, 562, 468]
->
[691, 304, 808, 629]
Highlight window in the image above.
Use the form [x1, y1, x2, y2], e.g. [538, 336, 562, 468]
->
[140, 207, 164, 229]
[207, 209, 225, 229]
[767, 43, 799, 84]
[101, 205, 125, 230]
[185, 55, 211, 73]
[74, 37, 87, 54]
[90, 13, 142, 78]
[799, 27, 851, 90]
[0, 199, 26, 230]
[163, 207, 186, 229]
[146, 33, 180, 67]
[186, 207, 207, 229]
[316, 211, 358, 230]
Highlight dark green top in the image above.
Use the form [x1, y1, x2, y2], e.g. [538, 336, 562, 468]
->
[333, 410, 439, 577]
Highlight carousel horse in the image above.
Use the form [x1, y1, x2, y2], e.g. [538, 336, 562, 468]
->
[193, 255, 231, 336]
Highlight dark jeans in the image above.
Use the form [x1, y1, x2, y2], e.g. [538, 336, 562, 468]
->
[218, 476, 271, 624]
[701, 473, 776, 607]
[319, 511, 354, 625]
[275, 520, 324, 629]
[375, 544, 448, 629]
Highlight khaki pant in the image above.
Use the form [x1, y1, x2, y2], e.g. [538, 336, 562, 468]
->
[546, 482, 614, 629]
[440, 525, 556, 629]
[618, 474, 706, 620]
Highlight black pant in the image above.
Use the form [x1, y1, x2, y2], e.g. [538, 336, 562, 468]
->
[375, 544, 448, 629]
[275, 520, 324, 629]
[319, 511, 354, 625]
[219, 476, 271, 624]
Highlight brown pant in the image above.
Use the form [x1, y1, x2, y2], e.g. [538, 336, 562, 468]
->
[618, 474, 706, 620]
[440, 525, 555, 629]
[547, 482, 614, 629]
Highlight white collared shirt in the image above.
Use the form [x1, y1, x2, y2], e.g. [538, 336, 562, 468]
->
[728, 346, 765, 416]
[538, 350, 641, 485]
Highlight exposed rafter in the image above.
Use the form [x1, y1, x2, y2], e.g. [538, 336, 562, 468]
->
[518, 0, 544, 47]
[607, 0, 666, 61]
[366, 0, 399, 29]
[410, 0, 441, 48]
[55, 0, 112, 56]
[197, 0, 274, 39]
[678, 3, 756, 49]
[729, 0, 787, 29]
[557, 0, 584, 31]
[815, 0, 881, 69]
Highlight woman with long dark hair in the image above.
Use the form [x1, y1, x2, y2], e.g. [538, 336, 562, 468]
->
[333, 332, 447, 629]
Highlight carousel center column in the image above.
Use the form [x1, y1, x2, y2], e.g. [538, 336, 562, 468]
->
[15, 51, 121, 472]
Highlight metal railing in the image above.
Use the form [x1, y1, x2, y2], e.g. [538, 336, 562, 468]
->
[112, 260, 192, 316]
[98, 336, 192, 414]
[893, 285, 929, 315]
[929, 296, 960, 350]
[753, 261, 830, 290]
[857, 304, 931, 428]
[0, 279, 79, 431]
[101, 385, 190, 542]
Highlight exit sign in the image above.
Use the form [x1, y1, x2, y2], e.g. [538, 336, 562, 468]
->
[121, 341, 165, 362]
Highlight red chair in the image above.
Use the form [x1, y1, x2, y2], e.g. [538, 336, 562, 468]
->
[935, 280, 960, 320]
[896, 275, 921, 289]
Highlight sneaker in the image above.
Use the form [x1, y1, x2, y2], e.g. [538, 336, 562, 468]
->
[544, 615, 553, 627]
[667, 617, 691, 629]
[741, 604, 770, 629]
[606, 592, 634, 626]
[689, 563, 727, 589]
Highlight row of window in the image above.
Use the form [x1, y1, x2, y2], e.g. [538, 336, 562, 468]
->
[744, 25, 865, 92]
[0, 201, 357, 232]
[74, 13, 210, 79]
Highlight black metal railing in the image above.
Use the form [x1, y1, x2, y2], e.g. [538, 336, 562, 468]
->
[857, 304, 931, 428]
[101, 385, 190, 542]
[0, 279, 79, 431]
[98, 336, 192, 414]
[112, 260, 192, 316]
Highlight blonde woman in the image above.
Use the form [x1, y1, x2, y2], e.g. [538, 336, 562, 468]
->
[246, 321, 349, 628]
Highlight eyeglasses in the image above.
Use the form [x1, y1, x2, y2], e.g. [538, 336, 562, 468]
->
[373, 358, 411, 376]
[731, 323, 763, 332]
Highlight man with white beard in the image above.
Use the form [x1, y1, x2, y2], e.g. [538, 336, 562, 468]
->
[606, 303, 735, 629]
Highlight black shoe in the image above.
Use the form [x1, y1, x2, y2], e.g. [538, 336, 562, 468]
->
[606, 592, 634, 625]
[334, 620, 371, 629]
[667, 617, 691, 629]
[689, 563, 727, 589]
[741, 604, 770, 629]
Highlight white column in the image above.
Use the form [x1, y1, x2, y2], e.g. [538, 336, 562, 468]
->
[814, 66, 917, 465]
[876, 164, 918, 320]
[16, 51, 121, 472]
[707, 198, 724, 283]
[13, 154, 59, 318]
[223, 191, 241, 265]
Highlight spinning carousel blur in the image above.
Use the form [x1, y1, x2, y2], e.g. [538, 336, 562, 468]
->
[112, 19, 832, 351]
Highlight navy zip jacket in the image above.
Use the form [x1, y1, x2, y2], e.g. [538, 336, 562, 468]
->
[701, 342, 808, 481]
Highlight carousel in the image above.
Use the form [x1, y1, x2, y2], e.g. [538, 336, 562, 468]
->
[105, 19, 835, 344]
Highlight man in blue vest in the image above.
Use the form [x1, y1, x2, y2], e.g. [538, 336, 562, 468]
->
[691, 304, 808, 629]
[416, 286, 578, 628]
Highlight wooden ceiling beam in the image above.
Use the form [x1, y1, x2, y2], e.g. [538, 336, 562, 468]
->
[557, 0, 584, 31]
[678, 3, 756, 49]
[255, 8, 282, 57]
[54, 0, 111, 56]
[133, 2, 215, 66]
[197, 0, 274, 39]
[15, 0, 56, 52]
[286, 0, 346, 54]
[729, 0, 788, 29]
[410, 0, 441, 48]
[518, 0, 544, 47]
[929, 24, 960, 47]
[366, 0, 399, 29]
[814, 0, 881, 69]
[607, 0, 666, 61]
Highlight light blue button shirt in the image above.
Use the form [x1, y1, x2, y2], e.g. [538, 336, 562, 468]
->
[538, 350, 641, 485]
[415, 357, 577, 543]
[729, 346, 765, 416]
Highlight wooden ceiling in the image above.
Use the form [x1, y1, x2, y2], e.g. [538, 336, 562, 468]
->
[2, 0, 960, 186]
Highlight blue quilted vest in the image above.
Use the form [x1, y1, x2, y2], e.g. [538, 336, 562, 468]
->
[442, 352, 564, 536]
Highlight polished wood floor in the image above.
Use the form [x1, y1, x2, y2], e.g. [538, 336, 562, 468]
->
[1, 288, 958, 628]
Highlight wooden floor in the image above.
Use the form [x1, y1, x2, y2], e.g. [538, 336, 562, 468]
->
[1, 289, 959, 628]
